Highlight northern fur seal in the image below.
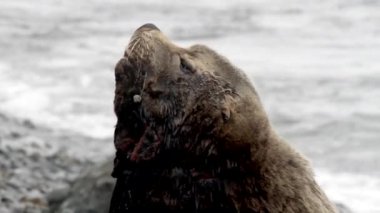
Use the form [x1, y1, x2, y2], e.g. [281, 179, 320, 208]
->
[110, 23, 337, 213]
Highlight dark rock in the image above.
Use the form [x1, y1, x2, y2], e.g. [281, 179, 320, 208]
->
[0, 112, 111, 213]
[335, 202, 353, 213]
[48, 159, 115, 213]
[10, 131, 22, 139]
[23, 119, 36, 129]
[46, 188, 70, 205]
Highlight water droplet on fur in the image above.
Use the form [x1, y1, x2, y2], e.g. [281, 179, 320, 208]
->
[133, 94, 141, 103]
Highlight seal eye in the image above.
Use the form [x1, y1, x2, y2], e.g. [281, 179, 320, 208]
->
[180, 58, 194, 74]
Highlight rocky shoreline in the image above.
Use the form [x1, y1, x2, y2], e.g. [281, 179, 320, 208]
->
[0, 112, 353, 213]
[0, 112, 113, 213]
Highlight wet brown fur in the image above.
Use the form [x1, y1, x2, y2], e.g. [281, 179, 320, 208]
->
[110, 24, 337, 213]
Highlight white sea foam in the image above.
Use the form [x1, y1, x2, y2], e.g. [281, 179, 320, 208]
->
[316, 170, 380, 213]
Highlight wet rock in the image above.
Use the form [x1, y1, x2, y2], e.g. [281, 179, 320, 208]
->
[10, 131, 22, 139]
[23, 119, 36, 129]
[49, 160, 114, 213]
[19, 191, 48, 209]
[336, 202, 353, 213]
[0, 112, 111, 213]
[46, 186, 70, 204]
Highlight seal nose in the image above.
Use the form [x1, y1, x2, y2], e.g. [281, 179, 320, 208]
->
[137, 23, 160, 32]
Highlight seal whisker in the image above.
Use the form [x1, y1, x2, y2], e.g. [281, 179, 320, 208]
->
[129, 37, 141, 57]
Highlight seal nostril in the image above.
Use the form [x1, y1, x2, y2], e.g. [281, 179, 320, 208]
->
[137, 23, 160, 32]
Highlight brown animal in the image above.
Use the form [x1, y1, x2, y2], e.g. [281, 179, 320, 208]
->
[110, 23, 337, 213]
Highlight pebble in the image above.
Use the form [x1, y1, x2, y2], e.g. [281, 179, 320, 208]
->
[133, 94, 142, 103]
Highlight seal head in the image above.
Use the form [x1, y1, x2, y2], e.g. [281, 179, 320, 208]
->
[114, 23, 270, 165]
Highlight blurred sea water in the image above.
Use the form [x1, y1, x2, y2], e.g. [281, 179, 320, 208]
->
[1, 0, 379, 212]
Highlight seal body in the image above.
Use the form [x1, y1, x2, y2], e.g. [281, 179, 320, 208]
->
[110, 23, 337, 213]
